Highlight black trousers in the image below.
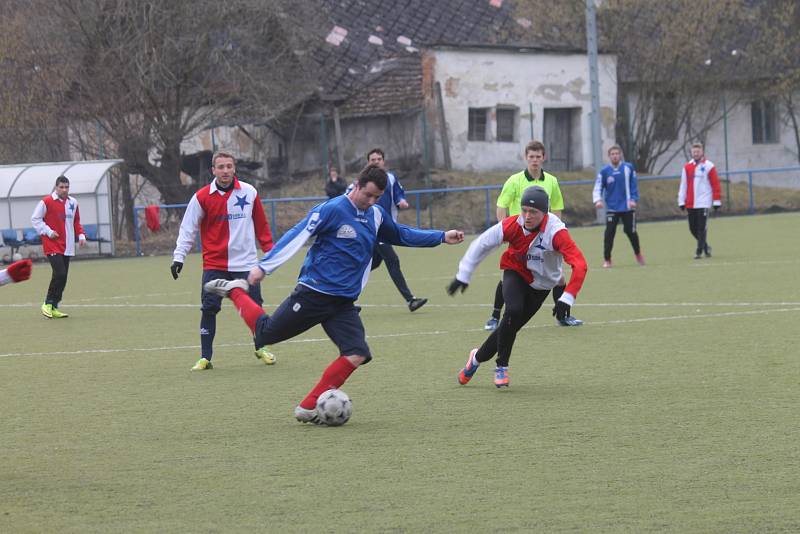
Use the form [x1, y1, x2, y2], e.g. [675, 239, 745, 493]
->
[687, 208, 710, 255]
[604, 211, 641, 260]
[371, 242, 414, 302]
[476, 270, 550, 367]
[491, 277, 565, 319]
[45, 254, 71, 307]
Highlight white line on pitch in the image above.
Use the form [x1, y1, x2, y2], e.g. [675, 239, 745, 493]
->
[3, 301, 799, 309]
[1, 306, 798, 360]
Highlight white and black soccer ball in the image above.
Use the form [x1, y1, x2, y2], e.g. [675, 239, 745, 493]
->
[316, 389, 352, 426]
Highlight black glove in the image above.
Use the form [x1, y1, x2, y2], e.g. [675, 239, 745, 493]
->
[170, 261, 183, 280]
[446, 278, 468, 296]
[679, 205, 685, 211]
[552, 300, 571, 321]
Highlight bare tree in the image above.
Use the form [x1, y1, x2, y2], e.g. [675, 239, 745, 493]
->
[8, 0, 326, 205]
[746, 0, 800, 164]
[512, 0, 754, 173]
[598, 0, 753, 173]
[0, 0, 72, 163]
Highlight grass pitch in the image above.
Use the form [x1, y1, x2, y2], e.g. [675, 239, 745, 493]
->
[2, 213, 799, 532]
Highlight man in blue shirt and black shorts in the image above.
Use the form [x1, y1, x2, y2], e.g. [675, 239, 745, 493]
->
[593, 145, 645, 268]
[204, 164, 464, 424]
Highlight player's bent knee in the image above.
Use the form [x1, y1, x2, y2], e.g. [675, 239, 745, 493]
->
[343, 354, 370, 366]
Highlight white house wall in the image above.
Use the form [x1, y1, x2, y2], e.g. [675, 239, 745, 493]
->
[431, 48, 617, 172]
[648, 90, 800, 188]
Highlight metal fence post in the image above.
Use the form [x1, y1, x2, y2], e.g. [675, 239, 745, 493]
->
[485, 189, 491, 229]
[134, 206, 142, 256]
[414, 192, 421, 228]
[428, 192, 434, 229]
[270, 201, 277, 239]
[748, 172, 755, 214]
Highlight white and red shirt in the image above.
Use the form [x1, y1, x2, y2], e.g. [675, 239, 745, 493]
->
[679, 158, 722, 209]
[31, 192, 85, 256]
[173, 177, 273, 272]
[455, 213, 587, 306]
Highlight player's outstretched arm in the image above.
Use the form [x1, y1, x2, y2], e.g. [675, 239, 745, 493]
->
[446, 278, 468, 296]
[0, 259, 33, 286]
[247, 265, 266, 285]
[443, 230, 464, 244]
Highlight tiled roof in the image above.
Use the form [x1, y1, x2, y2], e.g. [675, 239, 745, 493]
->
[315, 0, 574, 115]
[337, 56, 423, 117]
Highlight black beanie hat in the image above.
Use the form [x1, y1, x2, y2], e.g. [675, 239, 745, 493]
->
[521, 185, 549, 212]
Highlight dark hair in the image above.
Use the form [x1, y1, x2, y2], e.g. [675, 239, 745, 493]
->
[525, 140, 546, 155]
[356, 164, 387, 190]
[55, 175, 70, 186]
[366, 147, 385, 161]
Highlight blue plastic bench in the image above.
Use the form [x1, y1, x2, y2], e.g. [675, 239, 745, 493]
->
[2, 229, 25, 256]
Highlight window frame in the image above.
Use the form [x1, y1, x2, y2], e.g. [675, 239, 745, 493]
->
[751, 99, 779, 144]
[495, 106, 517, 143]
[467, 107, 490, 142]
[653, 92, 678, 141]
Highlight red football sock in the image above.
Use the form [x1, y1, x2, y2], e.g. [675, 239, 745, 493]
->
[229, 287, 264, 333]
[300, 357, 358, 409]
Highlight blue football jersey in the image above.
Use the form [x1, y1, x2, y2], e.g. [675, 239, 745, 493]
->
[258, 194, 444, 299]
[593, 162, 639, 213]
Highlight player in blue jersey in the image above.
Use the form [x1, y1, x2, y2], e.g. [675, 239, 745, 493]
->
[592, 145, 645, 268]
[204, 164, 464, 424]
[366, 148, 428, 312]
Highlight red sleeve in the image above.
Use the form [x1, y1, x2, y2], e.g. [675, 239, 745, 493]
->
[552, 229, 588, 298]
[708, 166, 722, 202]
[252, 194, 274, 252]
[74, 204, 85, 237]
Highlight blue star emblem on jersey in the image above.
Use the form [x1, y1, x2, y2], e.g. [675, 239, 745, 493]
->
[234, 195, 250, 211]
[68, 202, 75, 211]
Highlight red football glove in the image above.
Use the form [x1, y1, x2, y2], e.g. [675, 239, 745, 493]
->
[7, 258, 32, 282]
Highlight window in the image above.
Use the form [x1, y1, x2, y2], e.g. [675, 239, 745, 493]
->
[653, 93, 677, 141]
[496, 108, 516, 142]
[468, 108, 489, 141]
[751, 100, 779, 144]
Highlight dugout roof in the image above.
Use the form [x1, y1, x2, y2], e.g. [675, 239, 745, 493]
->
[0, 160, 122, 199]
[1, 160, 122, 254]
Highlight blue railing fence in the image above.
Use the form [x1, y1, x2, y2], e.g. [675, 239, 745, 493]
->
[133, 166, 799, 256]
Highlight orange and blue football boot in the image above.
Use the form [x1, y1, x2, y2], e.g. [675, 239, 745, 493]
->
[457, 348, 480, 385]
[494, 366, 510, 388]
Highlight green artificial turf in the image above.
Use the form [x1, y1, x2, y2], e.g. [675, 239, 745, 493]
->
[1, 213, 799, 532]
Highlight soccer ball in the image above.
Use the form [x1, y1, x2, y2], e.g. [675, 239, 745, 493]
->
[316, 389, 352, 426]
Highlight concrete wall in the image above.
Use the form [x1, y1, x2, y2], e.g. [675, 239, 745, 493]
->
[180, 112, 422, 179]
[646, 91, 800, 188]
[284, 112, 423, 175]
[429, 48, 617, 172]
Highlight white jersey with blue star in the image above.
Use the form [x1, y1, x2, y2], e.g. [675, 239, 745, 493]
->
[258, 194, 444, 299]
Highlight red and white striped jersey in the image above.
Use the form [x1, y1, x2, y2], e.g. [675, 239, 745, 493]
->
[455, 213, 587, 305]
[679, 158, 722, 209]
[173, 178, 273, 272]
[31, 192, 85, 256]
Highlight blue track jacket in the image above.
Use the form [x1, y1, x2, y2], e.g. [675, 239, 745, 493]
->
[593, 162, 639, 213]
[258, 194, 445, 299]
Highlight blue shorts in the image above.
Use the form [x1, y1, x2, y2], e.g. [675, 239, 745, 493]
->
[254, 285, 372, 362]
[201, 269, 263, 313]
